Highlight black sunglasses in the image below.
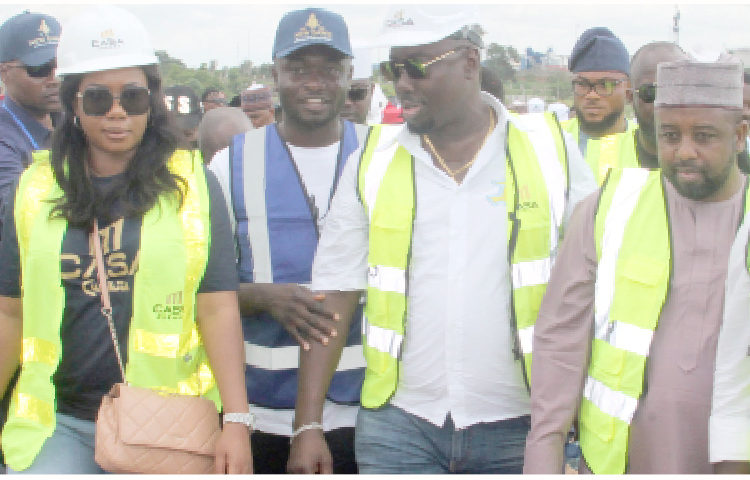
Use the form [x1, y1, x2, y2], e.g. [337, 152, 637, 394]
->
[77, 86, 151, 116]
[348, 87, 369, 102]
[10, 60, 55, 78]
[634, 83, 657, 104]
[380, 48, 463, 82]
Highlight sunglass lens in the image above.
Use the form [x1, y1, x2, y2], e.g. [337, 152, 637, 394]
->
[348, 88, 367, 102]
[120, 87, 151, 115]
[25, 63, 54, 78]
[82, 88, 114, 116]
[403, 59, 427, 79]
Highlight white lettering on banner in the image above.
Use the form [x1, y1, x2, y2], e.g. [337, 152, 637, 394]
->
[518, 325, 534, 354]
[367, 264, 406, 294]
[593, 169, 650, 342]
[584, 376, 638, 424]
[245, 343, 365, 371]
[362, 316, 403, 359]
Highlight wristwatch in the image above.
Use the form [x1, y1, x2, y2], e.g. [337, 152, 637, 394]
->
[223, 409, 255, 429]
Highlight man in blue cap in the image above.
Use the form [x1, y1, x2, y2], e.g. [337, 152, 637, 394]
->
[208, 7, 368, 474]
[563, 27, 638, 184]
[0, 11, 61, 186]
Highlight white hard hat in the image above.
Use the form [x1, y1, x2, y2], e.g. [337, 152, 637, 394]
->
[370, 5, 483, 49]
[56, 5, 158, 77]
[527, 97, 545, 114]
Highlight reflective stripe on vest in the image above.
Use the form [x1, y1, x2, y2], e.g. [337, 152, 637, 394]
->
[562, 118, 639, 185]
[357, 110, 569, 408]
[231, 121, 368, 408]
[2, 150, 215, 472]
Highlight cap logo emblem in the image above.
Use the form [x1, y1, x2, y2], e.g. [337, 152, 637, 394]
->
[92, 28, 124, 49]
[385, 9, 414, 28]
[294, 13, 332, 43]
[28, 19, 60, 48]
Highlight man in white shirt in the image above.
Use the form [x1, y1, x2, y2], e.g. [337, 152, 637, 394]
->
[287, 5, 596, 474]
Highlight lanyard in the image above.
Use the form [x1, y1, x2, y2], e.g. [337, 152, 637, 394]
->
[3, 103, 40, 150]
[275, 122, 346, 240]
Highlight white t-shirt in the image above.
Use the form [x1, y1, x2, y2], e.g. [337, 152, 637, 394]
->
[210, 139, 359, 436]
[312, 92, 597, 429]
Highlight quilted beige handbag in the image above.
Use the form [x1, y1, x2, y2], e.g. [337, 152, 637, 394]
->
[89, 220, 222, 474]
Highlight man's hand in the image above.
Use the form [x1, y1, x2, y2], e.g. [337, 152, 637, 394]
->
[244, 284, 339, 350]
[287, 430, 333, 474]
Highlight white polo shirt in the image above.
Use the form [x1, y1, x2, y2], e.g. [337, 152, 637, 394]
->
[312, 92, 596, 429]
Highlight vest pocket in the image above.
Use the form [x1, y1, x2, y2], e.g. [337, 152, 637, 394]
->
[580, 397, 615, 442]
[609, 256, 667, 330]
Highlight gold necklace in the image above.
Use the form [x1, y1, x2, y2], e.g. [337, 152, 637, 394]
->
[423, 110, 496, 182]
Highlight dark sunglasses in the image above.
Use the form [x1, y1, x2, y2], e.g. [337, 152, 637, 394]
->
[380, 48, 463, 82]
[348, 87, 369, 102]
[10, 61, 56, 78]
[572, 78, 625, 97]
[77, 86, 151, 116]
[634, 83, 657, 104]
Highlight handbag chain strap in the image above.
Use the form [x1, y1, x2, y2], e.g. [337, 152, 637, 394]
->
[91, 218, 128, 385]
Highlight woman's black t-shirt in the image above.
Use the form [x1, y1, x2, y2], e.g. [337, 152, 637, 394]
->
[0, 167, 238, 421]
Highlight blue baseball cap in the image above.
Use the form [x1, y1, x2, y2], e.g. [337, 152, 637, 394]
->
[0, 11, 61, 66]
[272, 8, 352, 59]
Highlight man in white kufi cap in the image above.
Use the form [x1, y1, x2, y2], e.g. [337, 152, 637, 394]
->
[526, 59, 750, 474]
[289, 4, 595, 474]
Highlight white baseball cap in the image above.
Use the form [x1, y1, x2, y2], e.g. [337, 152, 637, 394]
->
[56, 5, 158, 77]
[370, 5, 483, 49]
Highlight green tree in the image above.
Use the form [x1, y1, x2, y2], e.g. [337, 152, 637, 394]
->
[484, 43, 517, 84]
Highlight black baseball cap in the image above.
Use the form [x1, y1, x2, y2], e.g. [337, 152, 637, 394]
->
[164, 85, 202, 130]
[272, 8, 352, 59]
[0, 11, 61, 66]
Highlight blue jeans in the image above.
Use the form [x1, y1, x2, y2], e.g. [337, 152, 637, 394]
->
[7, 413, 105, 474]
[355, 403, 530, 474]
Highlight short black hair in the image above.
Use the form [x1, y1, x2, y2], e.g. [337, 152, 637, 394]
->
[229, 94, 241, 107]
[744, 71, 750, 85]
[202, 88, 222, 102]
[481, 66, 505, 104]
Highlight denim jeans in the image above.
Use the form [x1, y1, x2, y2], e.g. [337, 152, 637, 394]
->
[355, 403, 530, 474]
[7, 413, 105, 474]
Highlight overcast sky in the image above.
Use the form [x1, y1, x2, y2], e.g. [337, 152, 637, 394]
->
[3, 2, 749, 69]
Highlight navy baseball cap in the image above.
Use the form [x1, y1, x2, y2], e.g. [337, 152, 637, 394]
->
[273, 8, 352, 59]
[164, 85, 202, 131]
[0, 11, 61, 66]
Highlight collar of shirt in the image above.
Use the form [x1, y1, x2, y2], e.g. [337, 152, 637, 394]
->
[2, 96, 52, 149]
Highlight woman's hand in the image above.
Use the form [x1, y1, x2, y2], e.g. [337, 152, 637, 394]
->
[214, 423, 253, 474]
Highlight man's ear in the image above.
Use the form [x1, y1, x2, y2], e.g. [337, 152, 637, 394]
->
[464, 47, 480, 81]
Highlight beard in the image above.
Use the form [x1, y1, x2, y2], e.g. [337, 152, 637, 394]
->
[406, 117, 435, 135]
[575, 107, 623, 137]
[663, 156, 735, 201]
[279, 91, 344, 131]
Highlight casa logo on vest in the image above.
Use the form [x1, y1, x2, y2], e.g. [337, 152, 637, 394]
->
[385, 10, 414, 28]
[294, 13, 332, 43]
[486, 181, 537, 210]
[28, 19, 60, 48]
[153, 291, 184, 320]
[92, 28, 124, 49]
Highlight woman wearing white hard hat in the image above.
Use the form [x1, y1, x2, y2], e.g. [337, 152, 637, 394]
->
[0, 5, 252, 474]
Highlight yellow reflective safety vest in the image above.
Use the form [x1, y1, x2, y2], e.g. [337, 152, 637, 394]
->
[580, 167, 750, 474]
[562, 118, 638, 184]
[2, 150, 220, 471]
[356, 112, 569, 408]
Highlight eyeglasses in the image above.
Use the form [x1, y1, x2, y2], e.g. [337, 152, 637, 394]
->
[77, 86, 151, 116]
[348, 87, 369, 102]
[380, 48, 464, 82]
[572, 78, 625, 97]
[633, 83, 657, 104]
[9, 60, 56, 78]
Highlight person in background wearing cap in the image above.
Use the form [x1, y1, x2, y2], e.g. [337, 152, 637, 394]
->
[340, 47, 375, 125]
[198, 106, 253, 164]
[241, 84, 276, 129]
[564, 27, 639, 184]
[164, 85, 202, 150]
[630, 42, 690, 169]
[0, 11, 61, 191]
[202, 87, 228, 113]
[524, 59, 749, 474]
[0, 5, 252, 474]
[288, 5, 595, 474]
[208, 7, 368, 474]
